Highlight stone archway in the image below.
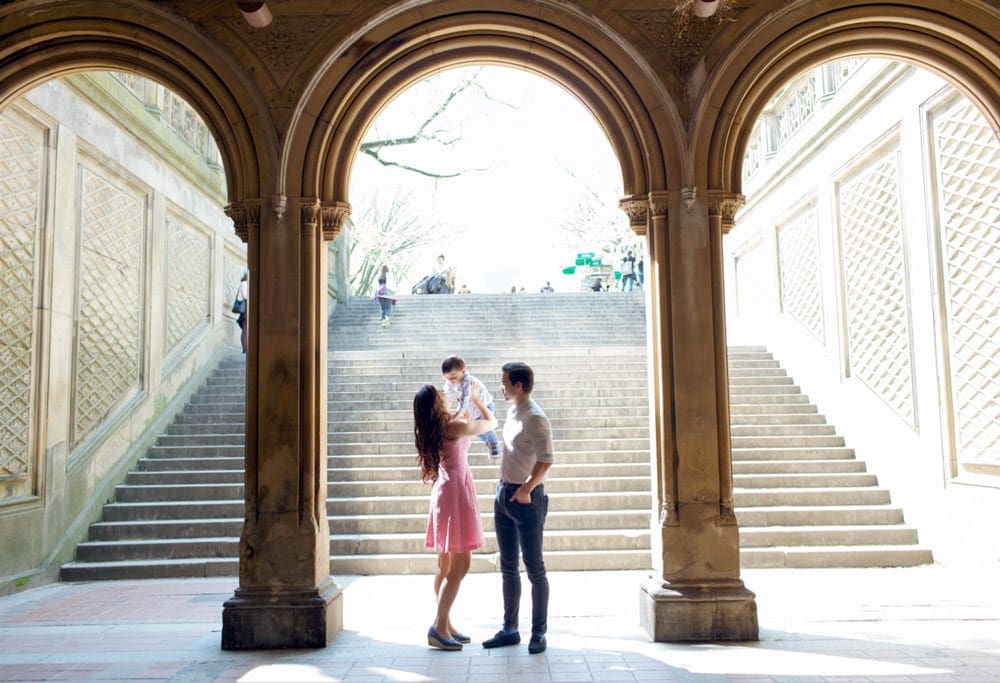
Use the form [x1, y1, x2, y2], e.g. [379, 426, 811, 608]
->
[254, 0, 760, 647]
[694, 2, 1000, 193]
[11, 0, 997, 652]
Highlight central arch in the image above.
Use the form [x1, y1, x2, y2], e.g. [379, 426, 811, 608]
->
[283, 2, 685, 206]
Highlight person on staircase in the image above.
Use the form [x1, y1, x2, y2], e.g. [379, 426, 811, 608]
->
[441, 355, 500, 458]
[413, 385, 498, 651]
[483, 361, 553, 655]
[620, 249, 637, 292]
[373, 265, 396, 328]
[234, 271, 249, 354]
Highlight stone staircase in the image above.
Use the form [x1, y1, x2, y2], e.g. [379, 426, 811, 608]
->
[60, 292, 931, 580]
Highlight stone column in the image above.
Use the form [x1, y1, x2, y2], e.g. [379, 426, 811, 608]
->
[220, 196, 349, 649]
[638, 188, 758, 642]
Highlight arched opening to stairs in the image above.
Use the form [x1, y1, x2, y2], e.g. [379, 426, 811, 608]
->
[329, 62, 649, 574]
[703, 3, 1000, 571]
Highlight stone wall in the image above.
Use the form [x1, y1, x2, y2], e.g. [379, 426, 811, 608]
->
[0, 73, 244, 594]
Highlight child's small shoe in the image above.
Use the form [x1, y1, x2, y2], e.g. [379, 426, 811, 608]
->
[488, 443, 500, 459]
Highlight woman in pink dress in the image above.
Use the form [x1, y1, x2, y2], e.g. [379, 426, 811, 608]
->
[413, 384, 498, 651]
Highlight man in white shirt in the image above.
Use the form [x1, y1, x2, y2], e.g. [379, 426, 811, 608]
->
[482, 362, 554, 654]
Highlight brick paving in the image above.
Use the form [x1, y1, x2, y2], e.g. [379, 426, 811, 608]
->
[1, 566, 998, 682]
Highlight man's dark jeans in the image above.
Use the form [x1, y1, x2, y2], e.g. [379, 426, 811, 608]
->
[494, 482, 549, 636]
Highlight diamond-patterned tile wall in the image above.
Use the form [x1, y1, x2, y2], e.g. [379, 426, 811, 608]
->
[165, 218, 210, 353]
[73, 166, 145, 446]
[837, 149, 916, 426]
[931, 99, 1000, 471]
[0, 114, 42, 498]
[777, 205, 824, 342]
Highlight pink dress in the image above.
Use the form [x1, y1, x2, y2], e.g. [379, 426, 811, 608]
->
[425, 435, 485, 553]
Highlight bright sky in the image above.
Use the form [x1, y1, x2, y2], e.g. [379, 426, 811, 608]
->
[348, 65, 629, 294]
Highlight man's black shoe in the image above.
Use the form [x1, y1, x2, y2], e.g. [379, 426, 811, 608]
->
[528, 634, 546, 654]
[482, 629, 520, 648]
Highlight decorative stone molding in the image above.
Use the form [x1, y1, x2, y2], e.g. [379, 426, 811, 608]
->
[221, 15, 346, 87]
[271, 194, 286, 219]
[706, 191, 745, 234]
[648, 190, 670, 218]
[681, 186, 697, 210]
[320, 201, 351, 241]
[619, 5, 745, 98]
[619, 194, 649, 231]
[300, 201, 320, 230]
[224, 201, 261, 242]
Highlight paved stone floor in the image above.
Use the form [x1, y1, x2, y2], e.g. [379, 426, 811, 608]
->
[1, 564, 999, 682]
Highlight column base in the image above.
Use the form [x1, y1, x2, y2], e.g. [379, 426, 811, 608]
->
[640, 576, 758, 641]
[221, 575, 343, 649]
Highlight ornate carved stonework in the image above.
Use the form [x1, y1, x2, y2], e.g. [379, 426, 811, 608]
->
[649, 190, 671, 218]
[681, 187, 697, 209]
[221, 15, 347, 88]
[320, 201, 351, 242]
[619, 194, 649, 229]
[224, 201, 261, 242]
[619, 4, 746, 97]
[300, 201, 319, 229]
[271, 194, 286, 219]
[707, 191, 745, 233]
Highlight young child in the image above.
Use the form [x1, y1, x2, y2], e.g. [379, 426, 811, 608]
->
[441, 355, 501, 459]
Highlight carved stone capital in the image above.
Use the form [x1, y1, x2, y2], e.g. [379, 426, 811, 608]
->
[224, 201, 261, 243]
[681, 187, 697, 210]
[648, 190, 670, 218]
[619, 194, 648, 233]
[706, 191, 745, 234]
[320, 201, 351, 241]
[300, 200, 320, 228]
[271, 194, 287, 219]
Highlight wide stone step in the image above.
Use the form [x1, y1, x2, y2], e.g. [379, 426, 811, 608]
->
[137, 456, 245, 471]
[728, 385, 802, 396]
[328, 510, 652, 534]
[729, 402, 816, 414]
[60, 558, 239, 581]
[127, 462, 650, 485]
[730, 424, 835, 436]
[731, 435, 845, 448]
[740, 525, 920, 547]
[328, 491, 652, 516]
[87, 508, 652, 541]
[734, 472, 877, 488]
[736, 505, 906, 526]
[729, 394, 811, 405]
[326, 450, 651, 468]
[733, 460, 867, 474]
[73, 527, 652, 563]
[732, 447, 857, 461]
[740, 545, 934, 569]
[113, 476, 653, 502]
[730, 413, 827, 426]
[733, 487, 891, 507]
[326, 437, 649, 455]
[327, 415, 652, 433]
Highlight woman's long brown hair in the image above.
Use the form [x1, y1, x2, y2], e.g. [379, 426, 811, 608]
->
[413, 384, 450, 482]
